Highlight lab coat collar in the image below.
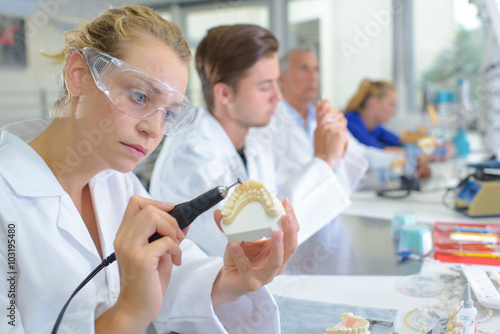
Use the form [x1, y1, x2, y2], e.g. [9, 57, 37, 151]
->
[197, 107, 238, 149]
[0, 130, 117, 197]
[282, 100, 317, 141]
[0, 131, 64, 197]
[197, 107, 249, 178]
[0, 131, 115, 261]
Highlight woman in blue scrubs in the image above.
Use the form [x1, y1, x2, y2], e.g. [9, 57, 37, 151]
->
[344, 79, 403, 151]
[344, 79, 432, 177]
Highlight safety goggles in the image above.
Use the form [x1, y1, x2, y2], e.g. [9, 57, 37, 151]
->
[80, 47, 195, 136]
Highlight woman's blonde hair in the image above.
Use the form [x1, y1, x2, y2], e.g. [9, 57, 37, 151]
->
[344, 79, 395, 112]
[46, 5, 191, 115]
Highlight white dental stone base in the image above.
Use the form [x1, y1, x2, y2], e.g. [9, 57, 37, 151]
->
[222, 201, 284, 243]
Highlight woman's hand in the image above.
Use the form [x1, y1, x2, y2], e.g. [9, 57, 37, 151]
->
[211, 198, 300, 308]
[96, 196, 184, 334]
[314, 100, 348, 169]
[383, 146, 406, 154]
[416, 155, 432, 178]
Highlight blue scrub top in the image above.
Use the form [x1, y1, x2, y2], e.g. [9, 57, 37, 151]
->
[345, 111, 401, 149]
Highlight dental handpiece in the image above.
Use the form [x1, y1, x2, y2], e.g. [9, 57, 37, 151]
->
[148, 178, 242, 243]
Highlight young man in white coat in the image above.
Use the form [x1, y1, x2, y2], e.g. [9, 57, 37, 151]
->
[150, 25, 367, 256]
[253, 46, 404, 173]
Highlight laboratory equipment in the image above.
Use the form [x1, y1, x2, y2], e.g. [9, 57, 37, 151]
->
[433, 222, 500, 265]
[458, 283, 477, 334]
[149, 178, 242, 242]
[398, 224, 433, 256]
[452, 78, 470, 157]
[52, 178, 242, 334]
[453, 160, 500, 217]
[221, 180, 284, 243]
[461, 264, 500, 310]
[391, 211, 416, 240]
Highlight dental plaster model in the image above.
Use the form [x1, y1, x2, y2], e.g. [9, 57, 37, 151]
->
[390, 157, 406, 176]
[326, 312, 370, 334]
[221, 180, 284, 242]
[417, 136, 437, 156]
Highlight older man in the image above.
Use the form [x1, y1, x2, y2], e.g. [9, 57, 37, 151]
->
[251, 46, 403, 178]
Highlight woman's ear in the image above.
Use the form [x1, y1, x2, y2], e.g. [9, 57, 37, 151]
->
[65, 52, 87, 96]
[213, 82, 234, 105]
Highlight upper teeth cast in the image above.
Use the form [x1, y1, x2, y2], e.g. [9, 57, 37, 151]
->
[222, 180, 281, 225]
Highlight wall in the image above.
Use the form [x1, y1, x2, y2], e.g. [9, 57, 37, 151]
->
[289, 0, 393, 109]
[0, 0, 126, 127]
[289, 0, 456, 123]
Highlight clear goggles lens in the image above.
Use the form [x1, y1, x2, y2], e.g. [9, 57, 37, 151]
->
[81, 47, 195, 136]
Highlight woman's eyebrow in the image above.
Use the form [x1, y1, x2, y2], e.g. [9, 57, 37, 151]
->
[132, 74, 163, 94]
[257, 79, 274, 85]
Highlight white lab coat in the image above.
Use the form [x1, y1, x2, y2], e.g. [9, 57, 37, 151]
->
[150, 107, 359, 256]
[253, 100, 402, 173]
[0, 127, 279, 334]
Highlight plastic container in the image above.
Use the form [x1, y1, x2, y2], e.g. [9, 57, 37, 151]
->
[458, 283, 477, 334]
[398, 224, 432, 256]
[391, 211, 416, 240]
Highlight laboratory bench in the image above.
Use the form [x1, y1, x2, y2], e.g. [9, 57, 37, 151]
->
[277, 214, 500, 333]
[276, 154, 500, 333]
[283, 215, 423, 276]
[269, 269, 500, 333]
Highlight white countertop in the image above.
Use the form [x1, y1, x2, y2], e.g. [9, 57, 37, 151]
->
[270, 262, 500, 333]
[275, 144, 500, 333]
[346, 156, 500, 225]
[344, 190, 500, 225]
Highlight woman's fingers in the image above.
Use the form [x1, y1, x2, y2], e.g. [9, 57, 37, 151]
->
[145, 236, 183, 267]
[281, 198, 299, 264]
[228, 242, 259, 289]
[214, 209, 223, 232]
[316, 100, 331, 120]
[117, 197, 183, 250]
[257, 230, 284, 282]
[122, 195, 174, 222]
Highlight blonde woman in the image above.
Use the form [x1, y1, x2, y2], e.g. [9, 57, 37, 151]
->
[0, 6, 298, 333]
[344, 79, 432, 177]
[344, 79, 403, 151]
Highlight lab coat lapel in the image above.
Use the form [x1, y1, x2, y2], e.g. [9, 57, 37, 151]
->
[0, 131, 101, 261]
[244, 136, 278, 193]
[89, 171, 128, 258]
[199, 108, 249, 181]
[283, 101, 315, 160]
[0, 131, 62, 198]
[57, 193, 102, 262]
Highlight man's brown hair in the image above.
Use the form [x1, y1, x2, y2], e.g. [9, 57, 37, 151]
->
[195, 24, 279, 113]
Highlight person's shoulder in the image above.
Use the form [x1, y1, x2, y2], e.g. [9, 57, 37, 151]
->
[162, 109, 234, 160]
[344, 110, 360, 120]
[0, 130, 31, 161]
[345, 111, 364, 130]
[0, 118, 50, 142]
[372, 123, 390, 136]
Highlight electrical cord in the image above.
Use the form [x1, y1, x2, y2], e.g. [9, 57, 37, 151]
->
[440, 173, 475, 211]
[441, 187, 456, 210]
[51, 253, 116, 334]
[376, 175, 420, 199]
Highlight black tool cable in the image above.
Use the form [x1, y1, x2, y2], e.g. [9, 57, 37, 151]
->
[376, 175, 419, 199]
[51, 253, 116, 333]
